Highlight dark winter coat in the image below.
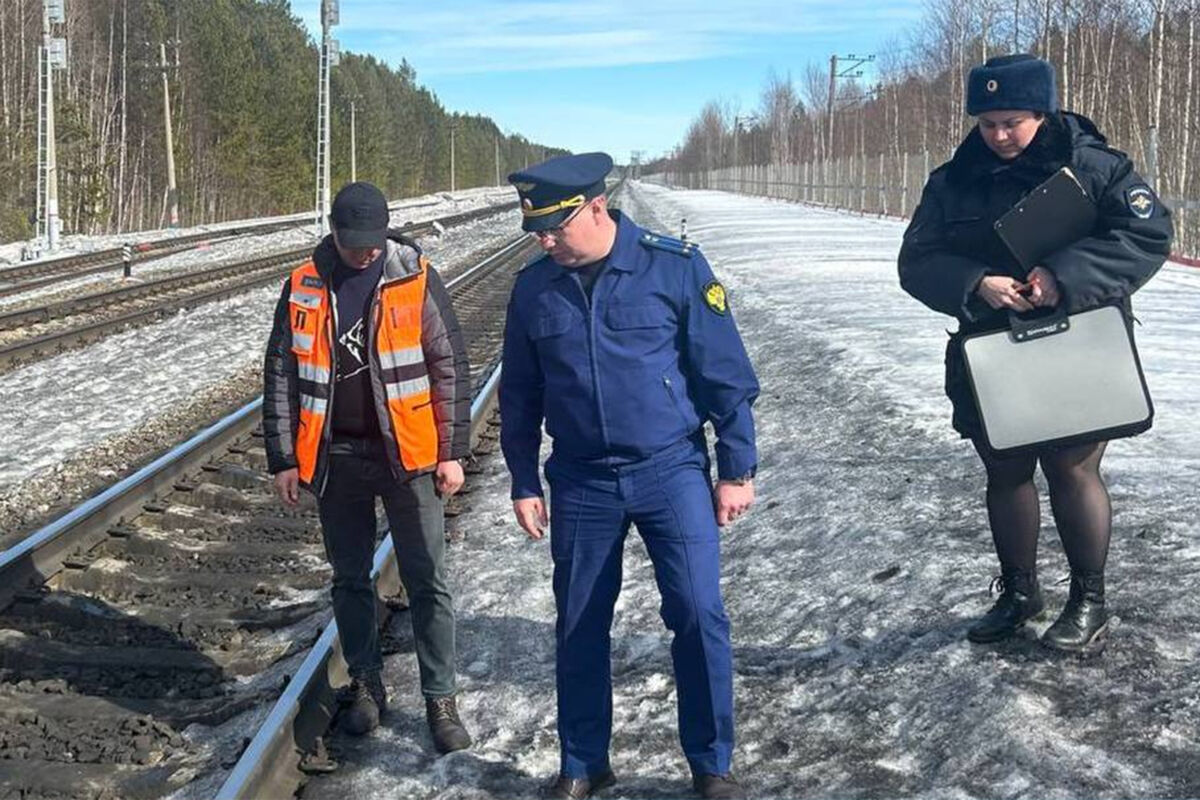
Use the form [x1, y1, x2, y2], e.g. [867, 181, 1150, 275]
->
[897, 112, 1173, 438]
[262, 233, 471, 492]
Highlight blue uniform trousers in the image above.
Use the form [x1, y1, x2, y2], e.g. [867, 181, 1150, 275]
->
[546, 435, 734, 779]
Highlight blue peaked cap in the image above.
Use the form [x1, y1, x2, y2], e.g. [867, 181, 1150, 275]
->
[508, 152, 614, 232]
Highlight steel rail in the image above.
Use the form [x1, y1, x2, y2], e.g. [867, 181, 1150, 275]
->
[0, 401, 264, 611]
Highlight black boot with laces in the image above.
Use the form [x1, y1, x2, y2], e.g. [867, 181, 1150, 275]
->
[967, 569, 1044, 643]
[426, 694, 472, 753]
[341, 671, 387, 736]
[1042, 571, 1109, 655]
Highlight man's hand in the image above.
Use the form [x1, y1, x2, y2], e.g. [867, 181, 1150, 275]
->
[1025, 266, 1061, 308]
[714, 480, 755, 527]
[976, 275, 1035, 312]
[435, 460, 465, 497]
[273, 468, 300, 507]
[513, 497, 548, 540]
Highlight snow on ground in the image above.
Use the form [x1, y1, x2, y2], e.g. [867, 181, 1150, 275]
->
[0, 185, 515, 268]
[0, 202, 522, 498]
[305, 181, 1200, 799]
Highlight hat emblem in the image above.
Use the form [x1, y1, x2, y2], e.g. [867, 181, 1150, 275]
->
[515, 182, 537, 192]
[986, 79, 998, 93]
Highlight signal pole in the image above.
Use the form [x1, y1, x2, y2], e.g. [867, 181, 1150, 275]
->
[494, 134, 500, 186]
[36, 0, 67, 252]
[826, 53, 874, 155]
[450, 120, 457, 192]
[315, 0, 339, 236]
[350, 100, 357, 183]
[159, 43, 179, 228]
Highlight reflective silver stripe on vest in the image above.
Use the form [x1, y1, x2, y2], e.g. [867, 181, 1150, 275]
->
[378, 345, 425, 371]
[293, 331, 315, 351]
[297, 362, 331, 384]
[299, 393, 328, 415]
[290, 291, 323, 309]
[384, 375, 431, 401]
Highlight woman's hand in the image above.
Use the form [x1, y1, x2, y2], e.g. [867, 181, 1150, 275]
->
[976, 275, 1035, 312]
[1025, 266, 1061, 308]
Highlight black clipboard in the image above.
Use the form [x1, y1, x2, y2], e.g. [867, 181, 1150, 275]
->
[993, 167, 1098, 274]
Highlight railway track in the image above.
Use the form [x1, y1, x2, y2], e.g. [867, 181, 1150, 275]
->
[0, 233, 539, 800]
[0, 202, 519, 373]
[0, 220, 302, 296]
[0, 200, 518, 301]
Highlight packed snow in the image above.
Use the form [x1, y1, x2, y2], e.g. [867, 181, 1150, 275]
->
[301, 181, 1200, 799]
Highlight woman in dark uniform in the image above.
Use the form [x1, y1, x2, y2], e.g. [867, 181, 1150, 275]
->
[898, 54, 1173, 654]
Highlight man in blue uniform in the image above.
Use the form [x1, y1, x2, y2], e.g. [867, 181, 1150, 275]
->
[500, 152, 759, 800]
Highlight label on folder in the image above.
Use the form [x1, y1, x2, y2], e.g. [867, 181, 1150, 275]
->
[993, 167, 1098, 273]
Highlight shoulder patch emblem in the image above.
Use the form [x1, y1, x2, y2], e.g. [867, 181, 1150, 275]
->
[703, 280, 727, 315]
[1126, 186, 1155, 219]
[300, 274, 324, 289]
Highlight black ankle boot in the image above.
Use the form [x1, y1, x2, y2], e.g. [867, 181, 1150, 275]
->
[967, 569, 1044, 643]
[1043, 572, 1109, 655]
[341, 671, 388, 736]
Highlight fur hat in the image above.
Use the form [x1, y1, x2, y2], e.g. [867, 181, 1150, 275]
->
[966, 54, 1058, 116]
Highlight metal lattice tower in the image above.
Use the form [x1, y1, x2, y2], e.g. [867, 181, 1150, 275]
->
[315, 0, 339, 237]
[36, 0, 66, 252]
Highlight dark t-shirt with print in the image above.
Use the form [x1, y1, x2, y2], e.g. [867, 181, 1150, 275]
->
[330, 253, 384, 439]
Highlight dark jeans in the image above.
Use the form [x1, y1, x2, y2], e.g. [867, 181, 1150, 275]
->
[317, 443, 457, 697]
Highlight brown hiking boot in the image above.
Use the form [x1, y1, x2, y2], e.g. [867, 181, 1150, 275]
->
[425, 694, 472, 753]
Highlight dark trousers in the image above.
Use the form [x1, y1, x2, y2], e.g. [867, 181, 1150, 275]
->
[546, 436, 734, 779]
[317, 445, 457, 697]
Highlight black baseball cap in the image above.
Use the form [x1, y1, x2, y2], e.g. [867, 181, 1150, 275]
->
[329, 181, 389, 248]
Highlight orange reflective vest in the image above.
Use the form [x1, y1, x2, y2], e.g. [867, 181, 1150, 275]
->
[288, 260, 438, 486]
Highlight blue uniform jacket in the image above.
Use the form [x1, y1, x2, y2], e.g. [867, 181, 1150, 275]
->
[500, 211, 759, 500]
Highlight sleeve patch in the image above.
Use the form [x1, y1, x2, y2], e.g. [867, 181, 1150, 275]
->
[703, 280, 728, 315]
[1126, 186, 1155, 219]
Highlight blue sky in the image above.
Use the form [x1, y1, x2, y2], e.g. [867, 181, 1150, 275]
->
[295, 1, 925, 165]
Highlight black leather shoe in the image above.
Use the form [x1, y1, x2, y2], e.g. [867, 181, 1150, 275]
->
[967, 570, 1044, 643]
[426, 694, 472, 753]
[692, 773, 745, 799]
[341, 672, 387, 736]
[541, 770, 616, 799]
[1043, 572, 1109, 655]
